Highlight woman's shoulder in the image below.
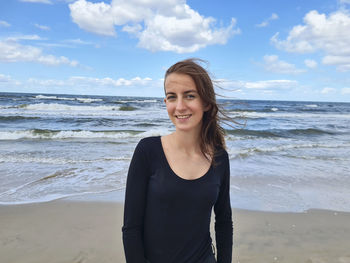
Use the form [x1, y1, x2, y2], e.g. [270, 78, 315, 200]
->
[214, 146, 228, 159]
[135, 136, 161, 153]
[212, 146, 229, 168]
[138, 135, 160, 146]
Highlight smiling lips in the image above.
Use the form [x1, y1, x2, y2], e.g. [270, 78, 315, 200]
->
[176, 114, 192, 119]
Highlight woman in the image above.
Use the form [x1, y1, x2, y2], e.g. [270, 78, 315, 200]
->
[122, 59, 233, 263]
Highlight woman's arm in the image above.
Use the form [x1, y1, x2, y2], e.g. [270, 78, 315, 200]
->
[122, 140, 150, 263]
[214, 151, 233, 263]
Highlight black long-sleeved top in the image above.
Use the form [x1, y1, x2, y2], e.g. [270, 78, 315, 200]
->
[122, 136, 233, 263]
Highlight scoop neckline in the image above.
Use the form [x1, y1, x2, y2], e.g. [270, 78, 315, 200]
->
[158, 136, 212, 182]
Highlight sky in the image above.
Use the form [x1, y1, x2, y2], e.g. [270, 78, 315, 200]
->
[1, 0, 350, 102]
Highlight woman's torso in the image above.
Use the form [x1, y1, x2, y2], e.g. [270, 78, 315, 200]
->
[140, 136, 226, 263]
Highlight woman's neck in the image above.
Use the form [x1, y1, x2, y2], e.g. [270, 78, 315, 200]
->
[170, 129, 201, 155]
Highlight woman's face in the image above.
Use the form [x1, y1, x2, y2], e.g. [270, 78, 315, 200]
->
[164, 73, 208, 133]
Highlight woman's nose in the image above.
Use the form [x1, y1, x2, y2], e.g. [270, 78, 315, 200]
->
[176, 98, 186, 111]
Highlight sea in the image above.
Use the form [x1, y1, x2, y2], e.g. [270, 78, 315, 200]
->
[0, 92, 349, 212]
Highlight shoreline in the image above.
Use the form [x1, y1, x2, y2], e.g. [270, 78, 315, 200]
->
[1, 198, 350, 263]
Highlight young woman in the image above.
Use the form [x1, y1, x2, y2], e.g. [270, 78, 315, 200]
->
[122, 59, 233, 263]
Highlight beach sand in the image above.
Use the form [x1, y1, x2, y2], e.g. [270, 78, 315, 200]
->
[1, 200, 349, 263]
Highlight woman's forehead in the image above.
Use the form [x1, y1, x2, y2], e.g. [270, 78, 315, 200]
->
[164, 73, 197, 91]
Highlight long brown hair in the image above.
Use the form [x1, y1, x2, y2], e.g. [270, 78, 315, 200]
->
[164, 58, 226, 163]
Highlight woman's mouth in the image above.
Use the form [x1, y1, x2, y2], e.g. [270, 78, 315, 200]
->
[176, 114, 191, 119]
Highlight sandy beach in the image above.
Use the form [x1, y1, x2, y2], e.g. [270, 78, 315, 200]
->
[1, 200, 349, 263]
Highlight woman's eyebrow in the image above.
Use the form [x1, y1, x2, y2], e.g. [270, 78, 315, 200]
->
[165, 90, 197, 96]
[184, 90, 197, 94]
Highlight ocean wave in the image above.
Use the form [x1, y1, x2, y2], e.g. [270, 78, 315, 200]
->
[116, 99, 158, 103]
[34, 95, 103, 103]
[0, 155, 130, 164]
[0, 115, 40, 121]
[0, 128, 171, 140]
[76, 98, 103, 103]
[0, 129, 135, 140]
[226, 128, 336, 138]
[227, 111, 350, 119]
[0, 165, 126, 205]
[0, 190, 121, 205]
[20, 103, 119, 111]
[228, 142, 350, 159]
[35, 95, 64, 100]
[283, 154, 350, 161]
[227, 129, 280, 138]
[1, 103, 148, 117]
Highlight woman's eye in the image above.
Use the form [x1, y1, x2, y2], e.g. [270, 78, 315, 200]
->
[167, 95, 176, 100]
[186, 94, 195, 99]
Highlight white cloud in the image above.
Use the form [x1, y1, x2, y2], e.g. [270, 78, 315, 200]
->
[321, 87, 335, 94]
[341, 87, 350, 94]
[6, 34, 43, 41]
[68, 76, 153, 87]
[243, 79, 298, 89]
[263, 55, 306, 74]
[69, 0, 117, 36]
[122, 24, 143, 35]
[0, 20, 11, 27]
[34, 23, 51, 31]
[219, 79, 298, 90]
[20, 0, 52, 3]
[0, 74, 12, 82]
[36, 39, 96, 49]
[0, 74, 21, 85]
[27, 76, 154, 88]
[69, 0, 240, 53]
[304, 59, 318, 68]
[0, 74, 161, 95]
[271, 10, 350, 71]
[63, 38, 93, 45]
[0, 37, 78, 67]
[271, 13, 279, 20]
[339, 0, 350, 4]
[256, 13, 279, 28]
[322, 55, 350, 71]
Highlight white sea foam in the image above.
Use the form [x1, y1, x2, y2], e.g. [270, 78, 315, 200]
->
[35, 95, 75, 101]
[35, 95, 58, 100]
[76, 98, 103, 103]
[305, 104, 318, 108]
[117, 99, 157, 103]
[0, 103, 140, 117]
[229, 111, 350, 119]
[0, 155, 130, 164]
[227, 142, 350, 159]
[0, 130, 135, 140]
[0, 128, 174, 140]
[51, 130, 131, 139]
[34, 95, 102, 103]
[0, 165, 126, 205]
[23, 103, 119, 112]
[0, 190, 123, 205]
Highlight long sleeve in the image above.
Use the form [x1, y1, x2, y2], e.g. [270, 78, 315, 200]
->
[122, 140, 150, 263]
[214, 151, 233, 263]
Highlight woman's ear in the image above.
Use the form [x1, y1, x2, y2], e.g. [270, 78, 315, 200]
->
[163, 98, 167, 103]
[204, 103, 211, 112]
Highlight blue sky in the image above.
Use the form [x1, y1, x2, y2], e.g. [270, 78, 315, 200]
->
[1, 0, 350, 102]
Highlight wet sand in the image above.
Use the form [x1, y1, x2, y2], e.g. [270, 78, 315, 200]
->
[1, 200, 349, 263]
